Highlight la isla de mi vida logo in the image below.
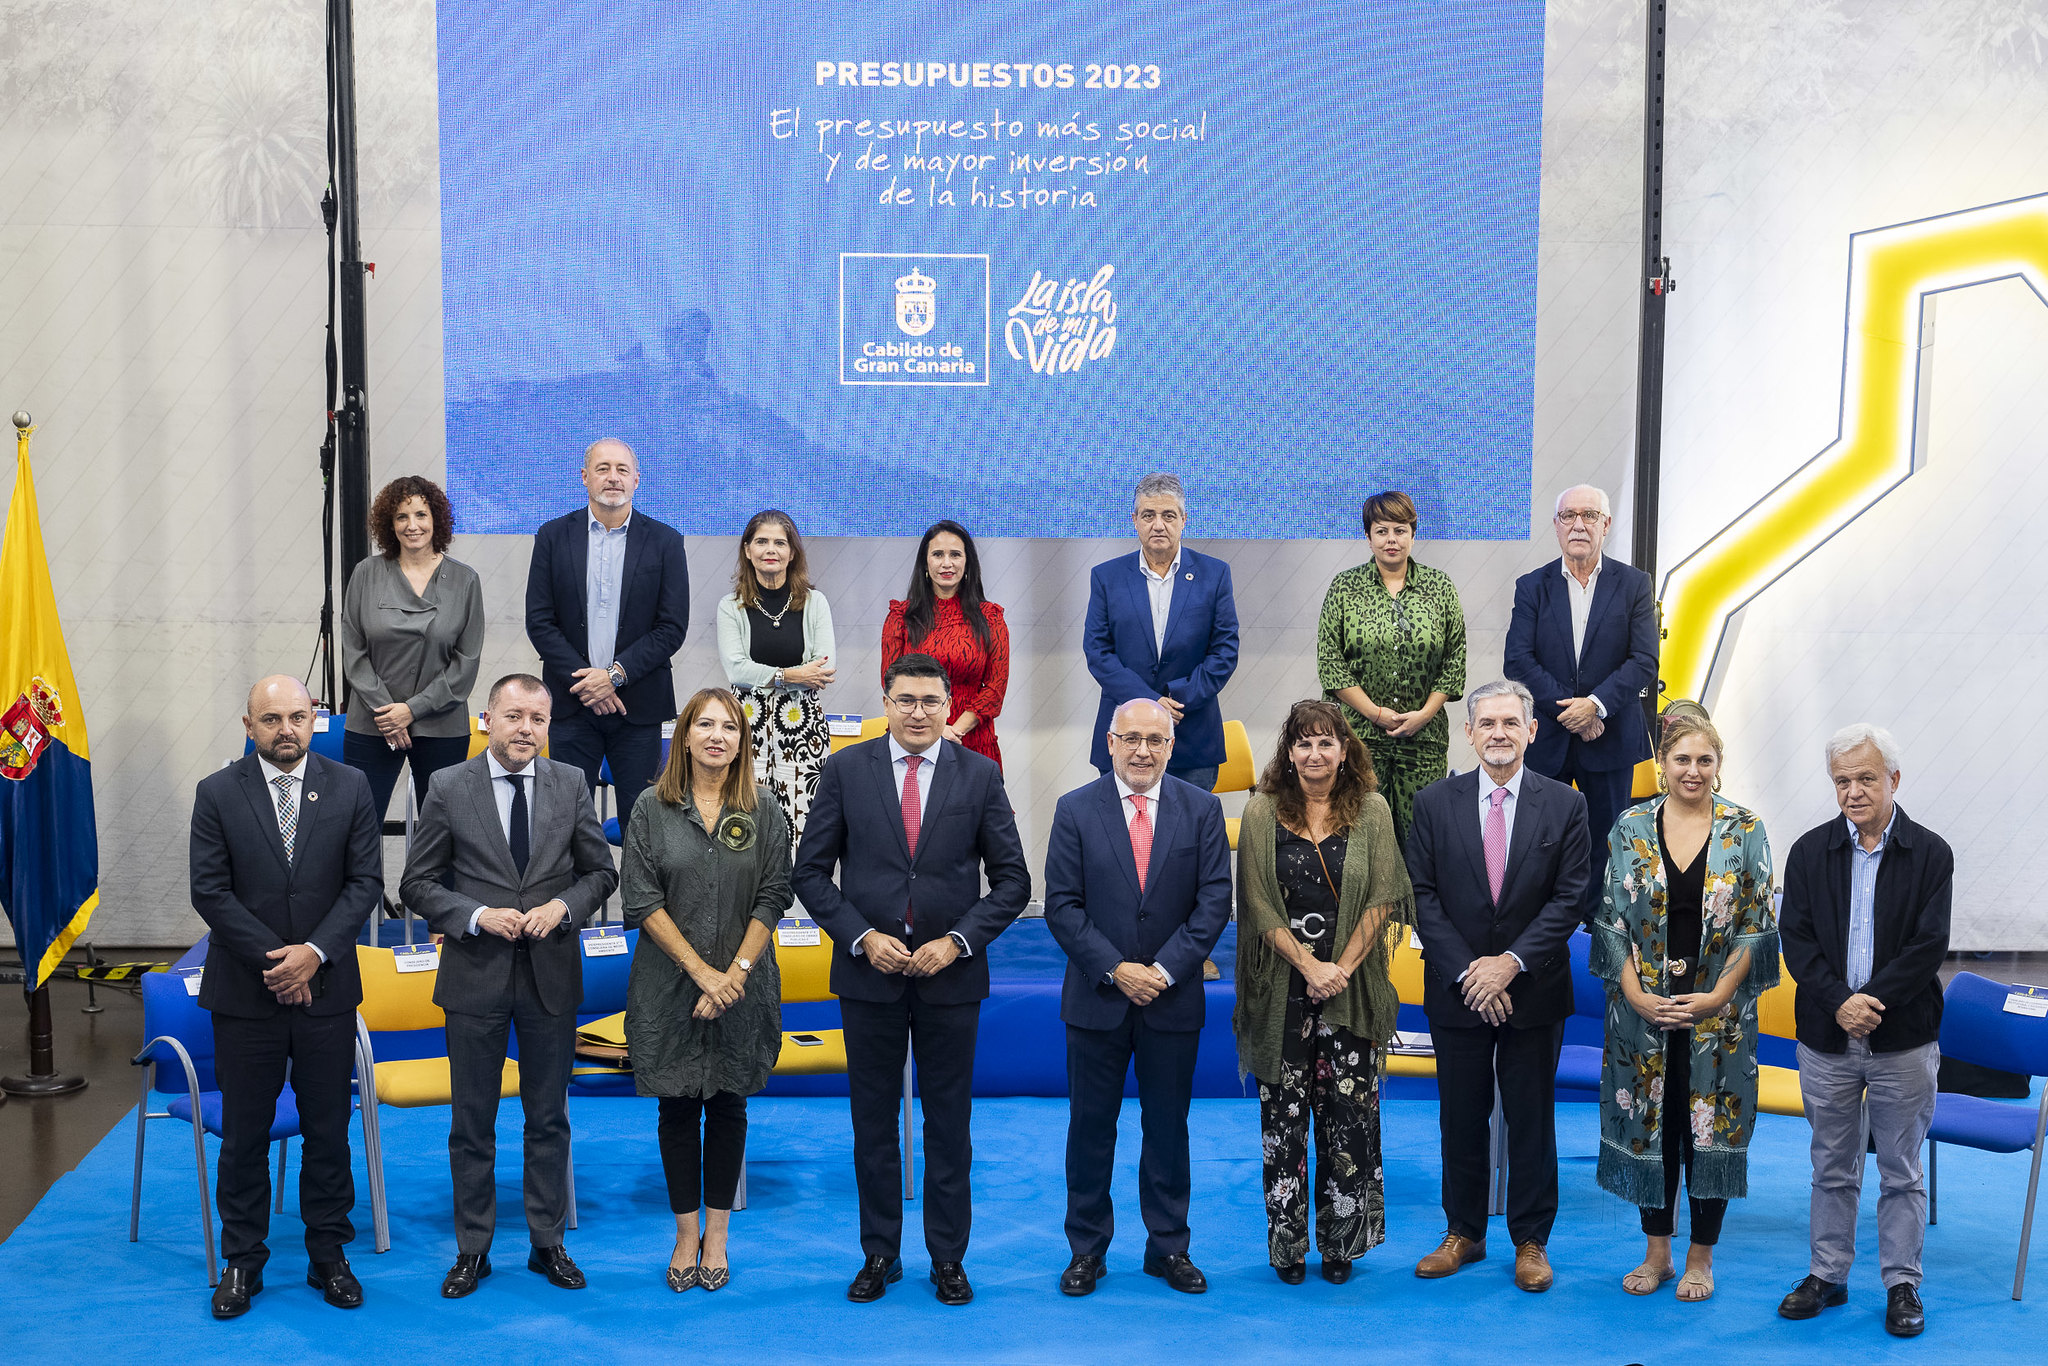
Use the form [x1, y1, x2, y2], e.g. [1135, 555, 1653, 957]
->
[1006, 265, 1116, 374]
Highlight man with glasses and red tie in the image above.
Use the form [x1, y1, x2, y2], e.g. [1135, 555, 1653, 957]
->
[792, 653, 1031, 1307]
[1042, 698, 1233, 1298]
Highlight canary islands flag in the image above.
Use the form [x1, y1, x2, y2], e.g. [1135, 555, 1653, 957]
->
[0, 421, 97, 989]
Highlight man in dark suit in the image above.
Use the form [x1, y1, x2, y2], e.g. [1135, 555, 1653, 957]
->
[188, 675, 383, 1319]
[1043, 697, 1232, 1297]
[1405, 679, 1589, 1293]
[1503, 484, 1658, 917]
[1776, 724, 1950, 1339]
[525, 437, 689, 832]
[399, 673, 618, 1297]
[1083, 472, 1240, 793]
[792, 653, 1031, 1306]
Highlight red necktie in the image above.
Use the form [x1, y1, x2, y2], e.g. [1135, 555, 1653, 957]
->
[901, 755, 923, 926]
[1129, 793, 1152, 894]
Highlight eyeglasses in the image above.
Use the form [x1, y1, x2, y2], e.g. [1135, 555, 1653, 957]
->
[886, 695, 948, 715]
[1111, 733, 1173, 751]
[1555, 510, 1608, 527]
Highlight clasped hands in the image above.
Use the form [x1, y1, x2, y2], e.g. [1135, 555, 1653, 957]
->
[861, 931, 960, 979]
[1836, 992, 1885, 1039]
[570, 666, 625, 715]
[262, 943, 322, 1006]
[1461, 954, 1521, 1025]
[1624, 950, 1733, 1030]
[372, 701, 415, 749]
[476, 901, 569, 942]
[1112, 961, 1172, 1006]
[692, 961, 750, 1020]
[1553, 697, 1605, 742]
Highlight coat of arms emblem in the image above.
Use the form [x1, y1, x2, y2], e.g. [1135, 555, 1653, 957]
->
[0, 677, 64, 781]
[895, 266, 937, 337]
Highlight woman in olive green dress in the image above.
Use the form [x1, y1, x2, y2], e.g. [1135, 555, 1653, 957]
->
[621, 687, 792, 1292]
[1315, 489, 1467, 848]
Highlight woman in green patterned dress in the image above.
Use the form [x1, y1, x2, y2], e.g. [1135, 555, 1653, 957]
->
[1315, 490, 1467, 847]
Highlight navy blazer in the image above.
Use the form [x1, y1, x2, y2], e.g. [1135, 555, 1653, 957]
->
[524, 507, 691, 723]
[188, 752, 383, 1019]
[1042, 774, 1233, 1032]
[1503, 555, 1659, 775]
[1405, 767, 1590, 1030]
[791, 737, 1031, 1005]
[1082, 547, 1239, 770]
[1779, 805, 1952, 1054]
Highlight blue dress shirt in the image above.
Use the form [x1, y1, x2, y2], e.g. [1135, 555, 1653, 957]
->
[1845, 809, 1895, 992]
[586, 512, 631, 671]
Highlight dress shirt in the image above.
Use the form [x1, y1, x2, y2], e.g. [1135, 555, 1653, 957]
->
[1110, 772, 1176, 986]
[850, 736, 971, 958]
[256, 753, 325, 962]
[1461, 763, 1528, 976]
[1844, 809, 1896, 992]
[1560, 558, 1608, 717]
[586, 510, 632, 674]
[467, 750, 539, 937]
[1139, 551, 1181, 657]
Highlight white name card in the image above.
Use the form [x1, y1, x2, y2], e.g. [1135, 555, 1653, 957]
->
[392, 944, 440, 973]
[826, 714, 864, 737]
[661, 721, 676, 740]
[180, 968, 203, 996]
[581, 927, 629, 957]
[777, 919, 822, 948]
[2004, 990, 2048, 1018]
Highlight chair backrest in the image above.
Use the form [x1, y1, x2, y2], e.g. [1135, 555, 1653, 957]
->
[1386, 923, 1425, 1006]
[1568, 930, 1605, 1021]
[139, 970, 220, 1093]
[859, 715, 889, 742]
[355, 944, 447, 1032]
[1213, 719, 1255, 794]
[778, 930, 840, 1004]
[1940, 971, 2048, 1077]
[1631, 759, 1659, 800]
[1755, 957, 1799, 1039]
[579, 927, 638, 1016]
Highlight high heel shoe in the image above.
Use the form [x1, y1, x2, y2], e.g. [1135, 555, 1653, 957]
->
[699, 1261, 730, 1292]
[667, 1248, 700, 1292]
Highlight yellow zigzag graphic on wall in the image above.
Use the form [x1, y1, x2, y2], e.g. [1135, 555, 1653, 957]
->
[1660, 192, 2048, 704]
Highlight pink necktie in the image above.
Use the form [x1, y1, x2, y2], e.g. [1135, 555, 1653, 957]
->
[1129, 794, 1152, 894]
[901, 755, 924, 927]
[1484, 786, 1509, 904]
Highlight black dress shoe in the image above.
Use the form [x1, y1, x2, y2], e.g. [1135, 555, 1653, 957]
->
[1886, 1283, 1926, 1337]
[1778, 1274, 1848, 1319]
[847, 1255, 903, 1303]
[527, 1244, 586, 1289]
[1275, 1263, 1307, 1285]
[930, 1261, 974, 1305]
[1321, 1258, 1352, 1285]
[306, 1260, 363, 1309]
[1143, 1251, 1208, 1294]
[210, 1266, 262, 1319]
[442, 1253, 492, 1299]
[1060, 1255, 1106, 1296]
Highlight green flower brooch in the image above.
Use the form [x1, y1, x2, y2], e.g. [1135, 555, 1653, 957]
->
[717, 811, 756, 853]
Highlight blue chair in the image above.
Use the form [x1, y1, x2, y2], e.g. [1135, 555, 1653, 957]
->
[1555, 930, 1606, 1094]
[1926, 971, 2048, 1299]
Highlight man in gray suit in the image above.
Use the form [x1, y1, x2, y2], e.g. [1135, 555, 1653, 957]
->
[400, 672, 617, 1298]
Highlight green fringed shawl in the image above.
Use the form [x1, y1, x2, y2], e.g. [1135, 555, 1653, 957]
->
[1591, 796, 1780, 1207]
[1232, 790, 1414, 1086]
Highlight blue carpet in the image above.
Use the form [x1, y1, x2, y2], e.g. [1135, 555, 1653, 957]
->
[7, 1092, 2044, 1363]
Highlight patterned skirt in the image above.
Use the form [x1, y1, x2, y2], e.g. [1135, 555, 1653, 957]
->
[736, 685, 829, 854]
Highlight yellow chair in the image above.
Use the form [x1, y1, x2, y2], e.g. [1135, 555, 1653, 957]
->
[1754, 958, 1805, 1116]
[1631, 758, 1660, 800]
[1213, 719, 1255, 849]
[1383, 925, 1438, 1080]
[827, 715, 889, 755]
[354, 944, 527, 1251]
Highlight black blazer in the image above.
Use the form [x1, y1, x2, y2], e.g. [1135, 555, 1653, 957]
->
[1041, 774, 1234, 1033]
[791, 737, 1031, 1005]
[1503, 555, 1659, 775]
[524, 507, 690, 723]
[1778, 805, 1952, 1054]
[1405, 767, 1590, 1029]
[188, 753, 383, 1019]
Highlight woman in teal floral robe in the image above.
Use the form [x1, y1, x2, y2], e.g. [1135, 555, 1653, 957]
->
[1592, 722, 1777, 1301]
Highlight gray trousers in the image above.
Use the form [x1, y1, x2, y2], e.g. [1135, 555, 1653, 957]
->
[1798, 1038, 1939, 1288]
[445, 951, 577, 1255]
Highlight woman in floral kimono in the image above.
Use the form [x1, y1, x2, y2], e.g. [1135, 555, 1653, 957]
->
[1592, 712, 1777, 1302]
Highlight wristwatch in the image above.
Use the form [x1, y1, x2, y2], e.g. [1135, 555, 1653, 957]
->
[771, 669, 785, 688]
[734, 957, 754, 973]
[606, 662, 627, 689]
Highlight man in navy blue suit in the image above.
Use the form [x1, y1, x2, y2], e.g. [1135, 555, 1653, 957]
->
[1043, 697, 1233, 1298]
[1083, 472, 1240, 793]
[1503, 484, 1658, 918]
[524, 438, 689, 832]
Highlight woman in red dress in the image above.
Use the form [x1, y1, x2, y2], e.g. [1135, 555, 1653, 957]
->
[881, 520, 1010, 771]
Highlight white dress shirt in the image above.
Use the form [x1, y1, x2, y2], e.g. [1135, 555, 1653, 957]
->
[1110, 773, 1175, 986]
[850, 736, 970, 957]
[467, 750, 539, 937]
[1560, 558, 1608, 718]
[1466, 763, 1527, 975]
[1139, 551, 1181, 656]
[256, 753, 325, 962]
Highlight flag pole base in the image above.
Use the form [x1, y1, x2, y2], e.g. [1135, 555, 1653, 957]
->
[1, 1072, 86, 1097]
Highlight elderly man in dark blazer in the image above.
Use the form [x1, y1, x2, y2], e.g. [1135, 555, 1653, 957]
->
[1043, 697, 1233, 1298]
[189, 675, 383, 1319]
[792, 653, 1031, 1307]
[525, 437, 689, 832]
[400, 673, 618, 1298]
[1503, 484, 1658, 917]
[1405, 679, 1590, 1294]
[1776, 723, 1951, 1339]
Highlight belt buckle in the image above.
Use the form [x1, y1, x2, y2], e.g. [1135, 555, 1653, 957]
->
[1665, 957, 1688, 978]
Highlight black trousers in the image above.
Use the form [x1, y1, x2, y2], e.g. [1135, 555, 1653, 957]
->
[549, 710, 662, 833]
[1543, 751, 1637, 921]
[340, 729, 472, 825]
[658, 1093, 748, 1214]
[1640, 1034, 1728, 1243]
[211, 1008, 359, 1271]
[1064, 1013, 1200, 1260]
[1434, 1018, 1564, 1248]
[840, 993, 981, 1262]
[444, 950, 577, 1254]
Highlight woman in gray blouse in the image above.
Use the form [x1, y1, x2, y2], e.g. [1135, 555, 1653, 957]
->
[621, 686, 791, 1292]
[339, 476, 486, 819]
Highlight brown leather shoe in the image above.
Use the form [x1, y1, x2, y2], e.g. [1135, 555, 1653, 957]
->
[1415, 1232, 1486, 1278]
[1514, 1242, 1553, 1292]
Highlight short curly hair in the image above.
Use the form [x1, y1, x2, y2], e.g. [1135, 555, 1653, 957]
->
[370, 476, 455, 558]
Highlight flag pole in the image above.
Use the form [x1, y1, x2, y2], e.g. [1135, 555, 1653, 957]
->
[1, 413, 86, 1098]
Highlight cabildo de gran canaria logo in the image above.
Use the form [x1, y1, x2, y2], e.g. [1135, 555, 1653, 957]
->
[895, 266, 936, 336]
[840, 252, 990, 386]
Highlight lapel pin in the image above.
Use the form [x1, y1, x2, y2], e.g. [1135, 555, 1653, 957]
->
[1184, 572, 1193, 581]
[305, 790, 319, 802]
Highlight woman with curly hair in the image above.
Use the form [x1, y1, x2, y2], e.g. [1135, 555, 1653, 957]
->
[621, 687, 792, 1293]
[1593, 710, 1778, 1303]
[1232, 699, 1413, 1285]
[339, 474, 485, 819]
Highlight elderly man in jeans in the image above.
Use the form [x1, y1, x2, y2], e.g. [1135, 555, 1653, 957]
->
[1776, 723, 1952, 1339]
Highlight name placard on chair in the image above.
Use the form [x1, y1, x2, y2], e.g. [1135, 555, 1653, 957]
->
[2004, 988, 2048, 1018]
[391, 943, 440, 973]
[777, 918, 822, 948]
[581, 926, 628, 957]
